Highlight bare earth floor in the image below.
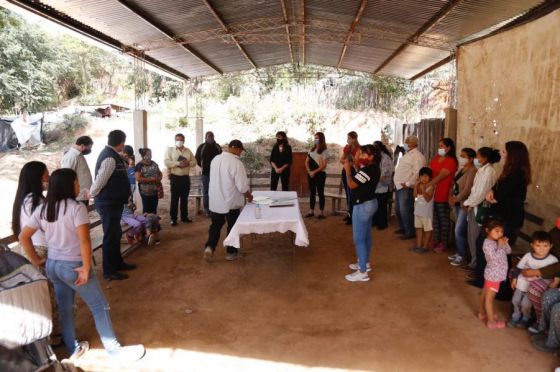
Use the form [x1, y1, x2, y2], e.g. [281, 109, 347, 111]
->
[66, 214, 556, 372]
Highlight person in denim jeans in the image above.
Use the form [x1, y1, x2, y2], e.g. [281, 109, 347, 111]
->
[19, 169, 145, 363]
[448, 148, 477, 266]
[344, 145, 380, 282]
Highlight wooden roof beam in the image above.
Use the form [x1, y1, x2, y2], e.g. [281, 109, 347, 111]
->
[116, 0, 223, 74]
[337, 0, 368, 69]
[300, 0, 306, 65]
[279, 0, 294, 64]
[374, 0, 463, 74]
[201, 0, 257, 69]
[410, 55, 454, 80]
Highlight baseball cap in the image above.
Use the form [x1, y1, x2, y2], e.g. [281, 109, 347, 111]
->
[228, 140, 244, 150]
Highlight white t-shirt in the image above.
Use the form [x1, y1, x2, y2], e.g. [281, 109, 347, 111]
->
[209, 152, 250, 214]
[308, 149, 328, 168]
[20, 194, 47, 247]
[414, 185, 434, 218]
[516, 253, 559, 292]
[27, 199, 90, 261]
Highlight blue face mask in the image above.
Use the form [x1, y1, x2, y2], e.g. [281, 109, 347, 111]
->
[403, 143, 409, 152]
[314, 139, 320, 145]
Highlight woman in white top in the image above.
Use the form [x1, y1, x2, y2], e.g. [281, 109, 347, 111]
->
[463, 147, 501, 268]
[305, 132, 328, 219]
[19, 168, 145, 363]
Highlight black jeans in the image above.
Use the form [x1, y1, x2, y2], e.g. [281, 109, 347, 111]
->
[309, 171, 326, 210]
[341, 168, 355, 217]
[170, 175, 190, 222]
[205, 209, 241, 254]
[141, 194, 158, 214]
[96, 203, 124, 276]
[271, 168, 290, 191]
[373, 191, 390, 228]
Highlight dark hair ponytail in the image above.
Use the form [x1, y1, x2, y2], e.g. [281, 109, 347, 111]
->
[478, 147, 501, 164]
[12, 161, 47, 237]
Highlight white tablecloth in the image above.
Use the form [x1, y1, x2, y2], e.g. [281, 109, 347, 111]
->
[223, 191, 309, 249]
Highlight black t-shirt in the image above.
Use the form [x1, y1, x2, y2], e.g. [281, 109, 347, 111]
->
[350, 164, 380, 205]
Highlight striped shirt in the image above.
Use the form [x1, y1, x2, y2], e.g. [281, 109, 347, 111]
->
[350, 164, 380, 205]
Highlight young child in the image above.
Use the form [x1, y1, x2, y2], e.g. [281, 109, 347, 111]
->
[412, 167, 435, 254]
[508, 231, 559, 328]
[127, 155, 136, 198]
[479, 218, 511, 329]
[121, 199, 161, 246]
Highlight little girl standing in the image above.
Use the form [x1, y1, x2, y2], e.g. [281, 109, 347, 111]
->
[479, 218, 511, 329]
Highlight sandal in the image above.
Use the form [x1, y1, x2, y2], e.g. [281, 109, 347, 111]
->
[486, 320, 506, 329]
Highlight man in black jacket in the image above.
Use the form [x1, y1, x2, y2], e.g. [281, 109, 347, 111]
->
[195, 131, 222, 216]
[90, 130, 135, 281]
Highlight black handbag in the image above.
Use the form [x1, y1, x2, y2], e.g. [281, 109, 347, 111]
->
[308, 154, 319, 171]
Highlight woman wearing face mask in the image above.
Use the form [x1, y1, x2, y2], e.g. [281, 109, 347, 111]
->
[305, 132, 328, 219]
[463, 147, 501, 269]
[269, 131, 292, 191]
[135, 148, 163, 214]
[339, 131, 360, 225]
[344, 145, 380, 282]
[447, 148, 477, 266]
[427, 138, 458, 253]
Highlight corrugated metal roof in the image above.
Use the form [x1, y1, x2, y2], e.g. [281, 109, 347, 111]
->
[24, 0, 551, 79]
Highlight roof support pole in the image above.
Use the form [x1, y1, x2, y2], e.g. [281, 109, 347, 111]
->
[201, 0, 257, 69]
[116, 0, 223, 74]
[337, 0, 368, 69]
[374, 0, 463, 74]
[279, 0, 294, 64]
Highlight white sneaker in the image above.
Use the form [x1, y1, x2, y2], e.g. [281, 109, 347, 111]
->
[345, 270, 370, 282]
[108, 344, 145, 363]
[447, 253, 458, 260]
[450, 256, 463, 266]
[64, 341, 89, 363]
[348, 262, 372, 272]
[204, 246, 213, 261]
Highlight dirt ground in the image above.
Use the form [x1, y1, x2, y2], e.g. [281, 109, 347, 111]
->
[61, 209, 555, 372]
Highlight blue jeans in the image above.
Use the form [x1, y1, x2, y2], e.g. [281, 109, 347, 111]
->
[46, 259, 120, 355]
[352, 199, 378, 272]
[202, 174, 210, 213]
[454, 205, 468, 258]
[395, 188, 414, 236]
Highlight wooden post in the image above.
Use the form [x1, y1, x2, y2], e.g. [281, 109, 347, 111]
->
[444, 107, 458, 142]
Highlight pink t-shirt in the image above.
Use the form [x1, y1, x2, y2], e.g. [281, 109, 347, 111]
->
[28, 199, 90, 261]
[483, 238, 512, 282]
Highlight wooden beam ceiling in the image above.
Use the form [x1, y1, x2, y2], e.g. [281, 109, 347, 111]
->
[337, 0, 368, 69]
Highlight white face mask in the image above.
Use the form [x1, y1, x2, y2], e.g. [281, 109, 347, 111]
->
[42, 181, 49, 191]
[474, 159, 482, 168]
[175, 141, 184, 148]
[458, 157, 468, 167]
[437, 148, 447, 157]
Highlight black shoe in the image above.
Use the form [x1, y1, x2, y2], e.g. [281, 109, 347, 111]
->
[400, 234, 415, 240]
[171, 220, 178, 226]
[394, 229, 405, 234]
[345, 218, 352, 225]
[117, 262, 137, 271]
[104, 272, 129, 281]
[181, 218, 193, 223]
[343, 215, 350, 222]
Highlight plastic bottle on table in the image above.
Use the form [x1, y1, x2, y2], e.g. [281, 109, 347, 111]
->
[255, 204, 262, 219]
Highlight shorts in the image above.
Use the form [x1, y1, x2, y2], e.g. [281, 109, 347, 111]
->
[484, 280, 501, 293]
[414, 215, 433, 231]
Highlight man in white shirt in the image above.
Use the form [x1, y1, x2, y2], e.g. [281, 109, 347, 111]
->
[393, 136, 426, 239]
[164, 133, 197, 226]
[204, 140, 253, 261]
[61, 136, 93, 204]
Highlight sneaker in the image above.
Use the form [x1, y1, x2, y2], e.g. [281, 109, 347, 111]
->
[448, 253, 458, 260]
[226, 252, 243, 261]
[204, 246, 213, 261]
[450, 256, 464, 266]
[507, 318, 519, 328]
[155, 240, 161, 246]
[305, 211, 314, 218]
[66, 341, 89, 363]
[171, 220, 178, 226]
[413, 247, 429, 254]
[528, 325, 543, 335]
[516, 318, 530, 329]
[348, 262, 372, 272]
[147, 234, 156, 246]
[108, 344, 146, 362]
[345, 270, 370, 282]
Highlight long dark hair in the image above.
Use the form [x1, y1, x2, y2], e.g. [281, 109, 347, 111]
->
[374, 140, 393, 160]
[12, 161, 47, 237]
[440, 137, 458, 164]
[477, 147, 501, 164]
[500, 141, 531, 185]
[41, 169, 78, 223]
[360, 144, 381, 164]
[311, 132, 327, 154]
[274, 131, 289, 149]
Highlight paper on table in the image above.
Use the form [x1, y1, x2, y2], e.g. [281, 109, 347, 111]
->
[253, 196, 273, 205]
